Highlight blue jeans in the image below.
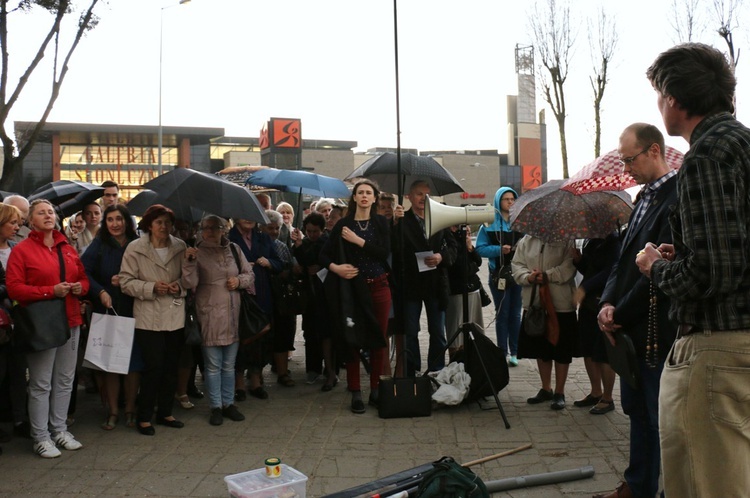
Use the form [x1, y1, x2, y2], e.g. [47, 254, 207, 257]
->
[621, 358, 663, 498]
[404, 298, 446, 375]
[489, 279, 522, 356]
[202, 342, 239, 409]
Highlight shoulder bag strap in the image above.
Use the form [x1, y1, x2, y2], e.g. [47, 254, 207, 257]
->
[529, 282, 538, 307]
[229, 243, 242, 274]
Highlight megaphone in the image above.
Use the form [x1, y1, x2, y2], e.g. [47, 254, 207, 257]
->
[424, 195, 495, 238]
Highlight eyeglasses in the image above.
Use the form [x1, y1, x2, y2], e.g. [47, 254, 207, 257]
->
[200, 226, 224, 232]
[618, 144, 654, 167]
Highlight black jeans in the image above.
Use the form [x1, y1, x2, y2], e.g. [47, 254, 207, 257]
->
[134, 328, 183, 423]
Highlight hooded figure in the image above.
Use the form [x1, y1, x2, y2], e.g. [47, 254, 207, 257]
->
[475, 187, 524, 364]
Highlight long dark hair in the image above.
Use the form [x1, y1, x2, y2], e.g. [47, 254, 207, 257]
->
[346, 179, 380, 218]
[99, 205, 137, 245]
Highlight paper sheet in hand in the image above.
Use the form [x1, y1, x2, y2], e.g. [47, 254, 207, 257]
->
[416, 251, 437, 272]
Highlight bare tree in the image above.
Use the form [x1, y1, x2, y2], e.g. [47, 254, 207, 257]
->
[0, 0, 103, 191]
[529, 0, 576, 179]
[589, 6, 617, 159]
[712, 0, 742, 72]
[670, 0, 705, 43]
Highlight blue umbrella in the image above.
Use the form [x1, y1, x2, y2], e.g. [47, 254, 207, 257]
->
[246, 168, 351, 225]
[246, 168, 350, 197]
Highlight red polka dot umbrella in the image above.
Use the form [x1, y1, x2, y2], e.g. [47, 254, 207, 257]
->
[562, 146, 684, 195]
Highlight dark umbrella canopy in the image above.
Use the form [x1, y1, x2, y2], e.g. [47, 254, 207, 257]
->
[510, 180, 633, 243]
[344, 152, 464, 196]
[126, 189, 204, 224]
[28, 180, 105, 218]
[143, 168, 269, 224]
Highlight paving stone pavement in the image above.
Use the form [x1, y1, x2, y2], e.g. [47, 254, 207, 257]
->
[0, 271, 632, 497]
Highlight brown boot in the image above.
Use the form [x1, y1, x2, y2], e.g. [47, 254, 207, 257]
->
[592, 481, 633, 498]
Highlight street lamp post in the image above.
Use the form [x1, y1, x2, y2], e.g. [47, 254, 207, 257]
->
[158, 0, 191, 176]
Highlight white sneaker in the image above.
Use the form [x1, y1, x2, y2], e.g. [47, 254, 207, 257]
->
[34, 440, 61, 459]
[52, 431, 83, 451]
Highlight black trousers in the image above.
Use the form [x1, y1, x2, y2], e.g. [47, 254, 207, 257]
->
[134, 328, 183, 423]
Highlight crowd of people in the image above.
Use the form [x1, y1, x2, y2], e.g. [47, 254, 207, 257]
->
[0, 42, 747, 498]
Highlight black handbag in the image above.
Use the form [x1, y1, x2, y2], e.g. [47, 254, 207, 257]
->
[378, 375, 433, 419]
[605, 332, 640, 389]
[184, 291, 202, 346]
[229, 244, 270, 345]
[523, 284, 547, 338]
[270, 274, 306, 315]
[12, 246, 71, 352]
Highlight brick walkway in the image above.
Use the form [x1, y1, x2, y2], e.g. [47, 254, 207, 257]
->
[0, 268, 631, 497]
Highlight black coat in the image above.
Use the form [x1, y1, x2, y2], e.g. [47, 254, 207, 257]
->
[392, 209, 457, 308]
[319, 216, 390, 350]
[601, 176, 678, 360]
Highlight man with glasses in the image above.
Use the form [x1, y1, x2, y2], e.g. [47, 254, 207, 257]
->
[636, 43, 750, 498]
[594, 123, 678, 498]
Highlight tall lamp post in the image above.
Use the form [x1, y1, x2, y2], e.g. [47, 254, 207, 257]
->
[158, 0, 191, 176]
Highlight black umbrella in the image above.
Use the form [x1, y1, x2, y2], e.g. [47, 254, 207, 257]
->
[126, 189, 204, 223]
[142, 168, 269, 224]
[28, 180, 104, 218]
[344, 152, 464, 196]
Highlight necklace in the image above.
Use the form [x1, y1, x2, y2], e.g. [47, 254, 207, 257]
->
[355, 219, 370, 231]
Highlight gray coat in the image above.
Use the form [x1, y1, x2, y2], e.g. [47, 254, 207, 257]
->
[120, 234, 187, 331]
[181, 239, 254, 347]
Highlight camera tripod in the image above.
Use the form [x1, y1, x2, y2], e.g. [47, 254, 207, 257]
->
[437, 225, 511, 429]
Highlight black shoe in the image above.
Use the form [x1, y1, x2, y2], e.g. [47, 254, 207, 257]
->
[589, 399, 615, 415]
[573, 393, 600, 408]
[248, 387, 269, 400]
[234, 389, 247, 402]
[368, 393, 379, 408]
[13, 421, 31, 439]
[137, 423, 155, 436]
[351, 399, 366, 414]
[222, 404, 246, 422]
[527, 389, 554, 404]
[321, 376, 338, 392]
[187, 387, 204, 399]
[550, 393, 566, 410]
[209, 408, 223, 426]
[0, 428, 10, 443]
[156, 417, 184, 428]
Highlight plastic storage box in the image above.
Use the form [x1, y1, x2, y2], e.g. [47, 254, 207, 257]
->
[224, 464, 308, 498]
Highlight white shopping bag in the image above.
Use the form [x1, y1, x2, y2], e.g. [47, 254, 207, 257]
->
[82, 310, 135, 375]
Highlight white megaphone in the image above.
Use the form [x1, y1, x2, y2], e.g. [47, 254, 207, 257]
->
[424, 195, 495, 238]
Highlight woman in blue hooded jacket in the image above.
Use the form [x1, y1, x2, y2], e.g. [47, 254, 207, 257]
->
[475, 187, 523, 366]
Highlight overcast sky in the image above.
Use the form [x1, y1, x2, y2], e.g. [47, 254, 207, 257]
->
[6, 0, 750, 179]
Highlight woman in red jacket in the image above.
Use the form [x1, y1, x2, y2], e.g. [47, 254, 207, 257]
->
[6, 199, 89, 459]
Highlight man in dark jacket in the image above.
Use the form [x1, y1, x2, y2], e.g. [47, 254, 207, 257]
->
[595, 123, 678, 498]
[393, 180, 457, 376]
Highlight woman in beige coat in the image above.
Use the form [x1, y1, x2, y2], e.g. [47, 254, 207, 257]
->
[182, 215, 254, 426]
[120, 205, 187, 436]
[511, 234, 578, 410]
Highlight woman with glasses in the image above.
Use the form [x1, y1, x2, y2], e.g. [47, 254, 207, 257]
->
[120, 205, 187, 436]
[182, 216, 253, 426]
[476, 187, 524, 366]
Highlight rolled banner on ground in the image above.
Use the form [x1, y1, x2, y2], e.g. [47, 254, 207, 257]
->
[484, 466, 595, 493]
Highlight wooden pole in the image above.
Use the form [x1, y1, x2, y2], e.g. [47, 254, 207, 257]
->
[462, 443, 533, 468]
